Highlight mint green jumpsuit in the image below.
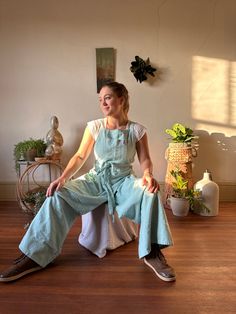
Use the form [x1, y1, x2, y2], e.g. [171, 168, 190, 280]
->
[19, 120, 173, 267]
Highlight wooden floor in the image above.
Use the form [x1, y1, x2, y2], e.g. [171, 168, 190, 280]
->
[0, 201, 236, 314]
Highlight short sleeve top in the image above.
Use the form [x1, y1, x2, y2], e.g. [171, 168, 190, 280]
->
[87, 118, 146, 142]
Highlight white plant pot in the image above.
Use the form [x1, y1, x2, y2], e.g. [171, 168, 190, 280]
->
[169, 196, 190, 217]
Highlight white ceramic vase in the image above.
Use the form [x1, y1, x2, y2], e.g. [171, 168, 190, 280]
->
[194, 170, 219, 216]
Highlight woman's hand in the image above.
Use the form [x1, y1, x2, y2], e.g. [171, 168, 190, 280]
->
[142, 173, 160, 193]
[46, 176, 66, 197]
[136, 134, 159, 193]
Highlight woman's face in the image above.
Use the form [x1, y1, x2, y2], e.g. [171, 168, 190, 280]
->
[99, 86, 123, 117]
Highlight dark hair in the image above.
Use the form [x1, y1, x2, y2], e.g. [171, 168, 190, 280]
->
[101, 81, 130, 115]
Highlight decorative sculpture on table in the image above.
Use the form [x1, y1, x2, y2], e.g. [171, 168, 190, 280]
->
[45, 116, 63, 160]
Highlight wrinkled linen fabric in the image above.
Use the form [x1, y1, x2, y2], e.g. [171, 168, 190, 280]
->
[19, 119, 173, 267]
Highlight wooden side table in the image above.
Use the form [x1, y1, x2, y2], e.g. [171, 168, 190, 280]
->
[16, 159, 64, 218]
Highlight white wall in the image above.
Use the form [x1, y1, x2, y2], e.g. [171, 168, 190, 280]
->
[0, 0, 236, 199]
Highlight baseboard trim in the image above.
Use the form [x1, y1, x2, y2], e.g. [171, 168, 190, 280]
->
[217, 182, 236, 202]
[0, 182, 17, 201]
[0, 181, 236, 202]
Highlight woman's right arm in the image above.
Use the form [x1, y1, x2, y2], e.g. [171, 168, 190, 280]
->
[46, 126, 95, 196]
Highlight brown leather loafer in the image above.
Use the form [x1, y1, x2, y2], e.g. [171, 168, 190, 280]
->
[0, 254, 43, 282]
[144, 249, 176, 282]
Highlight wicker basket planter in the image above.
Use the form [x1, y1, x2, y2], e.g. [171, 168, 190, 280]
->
[164, 142, 197, 208]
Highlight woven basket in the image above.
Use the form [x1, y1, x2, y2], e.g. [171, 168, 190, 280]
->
[165, 143, 194, 163]
[164, 143, 197, 208]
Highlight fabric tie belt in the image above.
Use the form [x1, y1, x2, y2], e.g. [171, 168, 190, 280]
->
[96, 163, 117, 219]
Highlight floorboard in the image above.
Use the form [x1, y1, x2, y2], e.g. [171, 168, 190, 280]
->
[0, 201, 236, 314]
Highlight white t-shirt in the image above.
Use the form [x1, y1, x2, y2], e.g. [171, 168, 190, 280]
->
[87, 118, 146, 142]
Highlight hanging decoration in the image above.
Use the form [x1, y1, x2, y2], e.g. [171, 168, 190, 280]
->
[130, 56, 157, 83]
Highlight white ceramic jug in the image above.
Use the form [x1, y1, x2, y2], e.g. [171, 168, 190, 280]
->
[194, 170, 219, 216]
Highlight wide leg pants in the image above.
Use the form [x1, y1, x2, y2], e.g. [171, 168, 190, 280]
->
[19, 175, 173, 268]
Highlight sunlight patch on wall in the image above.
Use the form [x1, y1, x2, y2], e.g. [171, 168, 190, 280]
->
[231, 61, 236, 127]
[192, 56, 236, 136]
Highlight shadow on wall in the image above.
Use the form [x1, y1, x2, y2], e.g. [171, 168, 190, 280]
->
[145, 63, 170, 87]
[193, 130, 236, 182]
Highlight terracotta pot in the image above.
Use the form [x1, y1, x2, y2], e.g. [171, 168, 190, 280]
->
[24, 148, 37, 161]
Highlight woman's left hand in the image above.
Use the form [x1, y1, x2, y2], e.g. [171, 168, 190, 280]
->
[142, 173, 160, 193]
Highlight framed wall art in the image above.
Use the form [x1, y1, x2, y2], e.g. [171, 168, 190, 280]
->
[96, 48, 115, 93]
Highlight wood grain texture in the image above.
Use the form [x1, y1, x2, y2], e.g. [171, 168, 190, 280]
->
[0, 201, 236, 314]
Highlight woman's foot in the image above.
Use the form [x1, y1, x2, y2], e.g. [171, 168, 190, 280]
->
[144, 246, 176, 282]
[0, 254, 43, 282]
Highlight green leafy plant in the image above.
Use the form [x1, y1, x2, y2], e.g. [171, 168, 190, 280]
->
[14, 138, 47, 172]
[24, 188, 47, 217]
[170, 169, 189, 198]
[130, 56, 157, 83]
[165, 123, 197, 143]
[23, 188, 47, 228]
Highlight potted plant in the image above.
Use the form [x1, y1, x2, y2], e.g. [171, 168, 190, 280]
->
[14, 138, 47, 172]
[169, 169, 210, 216]
[24, 188, 47, 215]
[168, 169, 190, 216]
[165, 123, 197, 144]
[18, 187, 47, 229]
[164, 123, 199, 207]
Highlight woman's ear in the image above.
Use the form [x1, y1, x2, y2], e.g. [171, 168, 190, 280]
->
[120, 96, 125, 105]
